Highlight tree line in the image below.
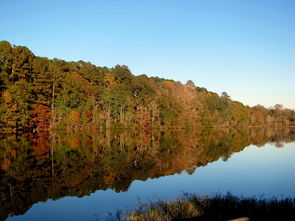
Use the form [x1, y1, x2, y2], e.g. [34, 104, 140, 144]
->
[0, 41, 294, 131]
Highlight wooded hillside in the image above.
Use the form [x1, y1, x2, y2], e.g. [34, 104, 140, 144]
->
[0, 41, 294, 131]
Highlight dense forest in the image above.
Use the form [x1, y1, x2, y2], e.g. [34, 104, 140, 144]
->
[1, 128, 294, 220]
[0, 40, 294, 131]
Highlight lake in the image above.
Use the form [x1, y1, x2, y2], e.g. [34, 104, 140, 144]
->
[1, 128, 294, 221]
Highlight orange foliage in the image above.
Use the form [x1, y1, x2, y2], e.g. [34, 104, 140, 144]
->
[1, 158, 11, 171]
[31, 132, 51, 155]
[31, 104, 51, 130]
[2, 90, 13, 103]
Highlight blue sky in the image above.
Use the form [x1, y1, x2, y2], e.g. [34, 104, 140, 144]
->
[1, 0, 294, 108]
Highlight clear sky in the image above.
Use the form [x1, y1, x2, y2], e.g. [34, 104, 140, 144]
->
[0, 0, 294, 108]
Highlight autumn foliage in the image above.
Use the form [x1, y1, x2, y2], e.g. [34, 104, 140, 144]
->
[31, 104, 51, 130]
[0, 40, 294, 131]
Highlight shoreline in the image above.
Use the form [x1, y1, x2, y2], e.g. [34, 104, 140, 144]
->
[111, 193, 295, 221]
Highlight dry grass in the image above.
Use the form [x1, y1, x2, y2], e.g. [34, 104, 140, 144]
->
[126, 198, 202, 221]
[106, 193, 295, 221]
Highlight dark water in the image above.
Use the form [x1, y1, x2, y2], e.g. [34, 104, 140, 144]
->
[1, 128, 295, 221]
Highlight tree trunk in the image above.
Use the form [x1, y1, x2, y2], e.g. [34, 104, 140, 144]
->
[51, 81, 55, 128]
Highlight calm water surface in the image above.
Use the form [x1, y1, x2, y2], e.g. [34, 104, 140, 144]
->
[1, 128, 294, 220]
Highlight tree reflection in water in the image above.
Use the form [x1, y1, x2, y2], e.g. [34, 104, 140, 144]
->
[0, 128, 294, 220]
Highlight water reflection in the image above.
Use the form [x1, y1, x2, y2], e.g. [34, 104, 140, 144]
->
[0, 128, 294, 220]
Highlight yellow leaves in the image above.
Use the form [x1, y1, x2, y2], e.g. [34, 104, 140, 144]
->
[68, 110, 81, 125]
[2, 90, 13, 103]
[104, 73, 116, 86]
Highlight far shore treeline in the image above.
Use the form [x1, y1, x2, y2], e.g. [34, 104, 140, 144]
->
[0, 40, 294, 131]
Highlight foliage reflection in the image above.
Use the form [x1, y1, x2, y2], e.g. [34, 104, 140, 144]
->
[0, 128, 294, 220]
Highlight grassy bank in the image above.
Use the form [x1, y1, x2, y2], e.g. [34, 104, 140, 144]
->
[107, 193, 295, 221]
